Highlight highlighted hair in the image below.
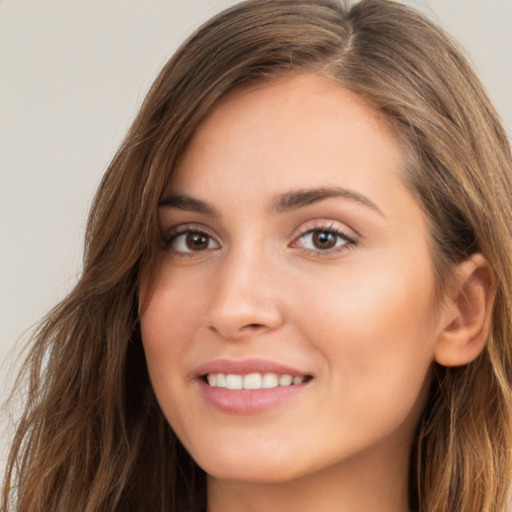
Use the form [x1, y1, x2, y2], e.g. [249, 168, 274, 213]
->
[3, 1, 512, 510]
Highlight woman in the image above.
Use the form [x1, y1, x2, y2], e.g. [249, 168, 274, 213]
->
[3, 0, 512, 511]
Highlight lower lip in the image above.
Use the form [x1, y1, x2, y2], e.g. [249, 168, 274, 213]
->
[198, 379, 310, 414]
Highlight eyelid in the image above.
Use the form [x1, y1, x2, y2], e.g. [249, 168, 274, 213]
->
[161, 223, 220, 251]
[290, 219, 358, 240]
[289, 220, 358, 255]
[160, 220, 357, 257]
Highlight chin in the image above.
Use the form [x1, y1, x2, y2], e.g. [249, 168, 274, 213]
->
[192, 445, 310, 484]
[204, 463, 305, 484]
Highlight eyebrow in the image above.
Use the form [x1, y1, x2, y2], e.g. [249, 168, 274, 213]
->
[158, 186, 383, 217]
[273, 187, 384, 216]
[158, 194, 219, 217]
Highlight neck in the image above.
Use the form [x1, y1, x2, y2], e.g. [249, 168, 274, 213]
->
[207, 443, 412, 512]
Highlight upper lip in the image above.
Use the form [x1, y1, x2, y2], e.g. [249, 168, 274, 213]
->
[195, 358, 311, 378]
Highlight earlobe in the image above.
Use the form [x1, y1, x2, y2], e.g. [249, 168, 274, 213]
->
[434, 253, 495, 367]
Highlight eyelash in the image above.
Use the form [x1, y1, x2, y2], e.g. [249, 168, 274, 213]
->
[162, 224, 219, 257]
[291, 224, 357, 256]
[161, 223, 357, 258]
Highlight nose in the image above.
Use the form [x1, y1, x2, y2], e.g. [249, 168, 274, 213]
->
[205, 247, 285, 340]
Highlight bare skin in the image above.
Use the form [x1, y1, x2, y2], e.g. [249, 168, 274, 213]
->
[139, 74, 492, 512]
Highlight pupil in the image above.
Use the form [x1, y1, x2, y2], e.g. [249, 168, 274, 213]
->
[313, 231, 336, 249]
[186, 232, 208, 250]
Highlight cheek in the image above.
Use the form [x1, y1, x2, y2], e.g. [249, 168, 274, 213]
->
[293, 255, 437, 406]
[297, 257, 435, 332]
[140, 263, 207, 345]
[139, 271, 207, 407]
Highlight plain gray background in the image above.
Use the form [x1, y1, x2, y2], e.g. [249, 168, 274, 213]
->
[1, 0, 511, 478]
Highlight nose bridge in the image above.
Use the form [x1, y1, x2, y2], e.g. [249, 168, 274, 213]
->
[206, 238, 283, 338]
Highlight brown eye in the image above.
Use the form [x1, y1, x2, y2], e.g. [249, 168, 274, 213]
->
[312, 231, 337, 250]
[293, 227, 354, 255]
[167, 229, 219, 254]
[186, 232, 209, 251]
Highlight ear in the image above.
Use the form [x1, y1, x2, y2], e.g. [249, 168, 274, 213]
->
[435, 253, 495, 367]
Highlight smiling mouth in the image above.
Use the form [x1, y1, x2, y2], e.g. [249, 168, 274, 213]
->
[202, 372, 313, 390]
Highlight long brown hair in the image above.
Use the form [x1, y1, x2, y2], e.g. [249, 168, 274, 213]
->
[3, 1, 512, 511]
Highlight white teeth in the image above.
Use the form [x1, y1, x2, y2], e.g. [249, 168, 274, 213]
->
[279, 374, 293, 386]
[262, 373, 279, 388]
[243, 372, 262, 389]
[216, 373, 226, 388]
[205, 372, 308, 389]
[225, 374, 243, 390]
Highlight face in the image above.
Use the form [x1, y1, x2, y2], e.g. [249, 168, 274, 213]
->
[139, 74, 443, 484]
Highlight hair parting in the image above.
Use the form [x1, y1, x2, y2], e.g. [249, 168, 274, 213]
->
[3, 1, 512, 511]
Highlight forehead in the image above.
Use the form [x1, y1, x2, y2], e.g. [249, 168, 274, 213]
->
[168, 74, 418, 223]
[171, 73, 404, 189]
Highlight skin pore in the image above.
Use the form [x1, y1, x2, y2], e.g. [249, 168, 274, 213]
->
[139, 74, 492, 512]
